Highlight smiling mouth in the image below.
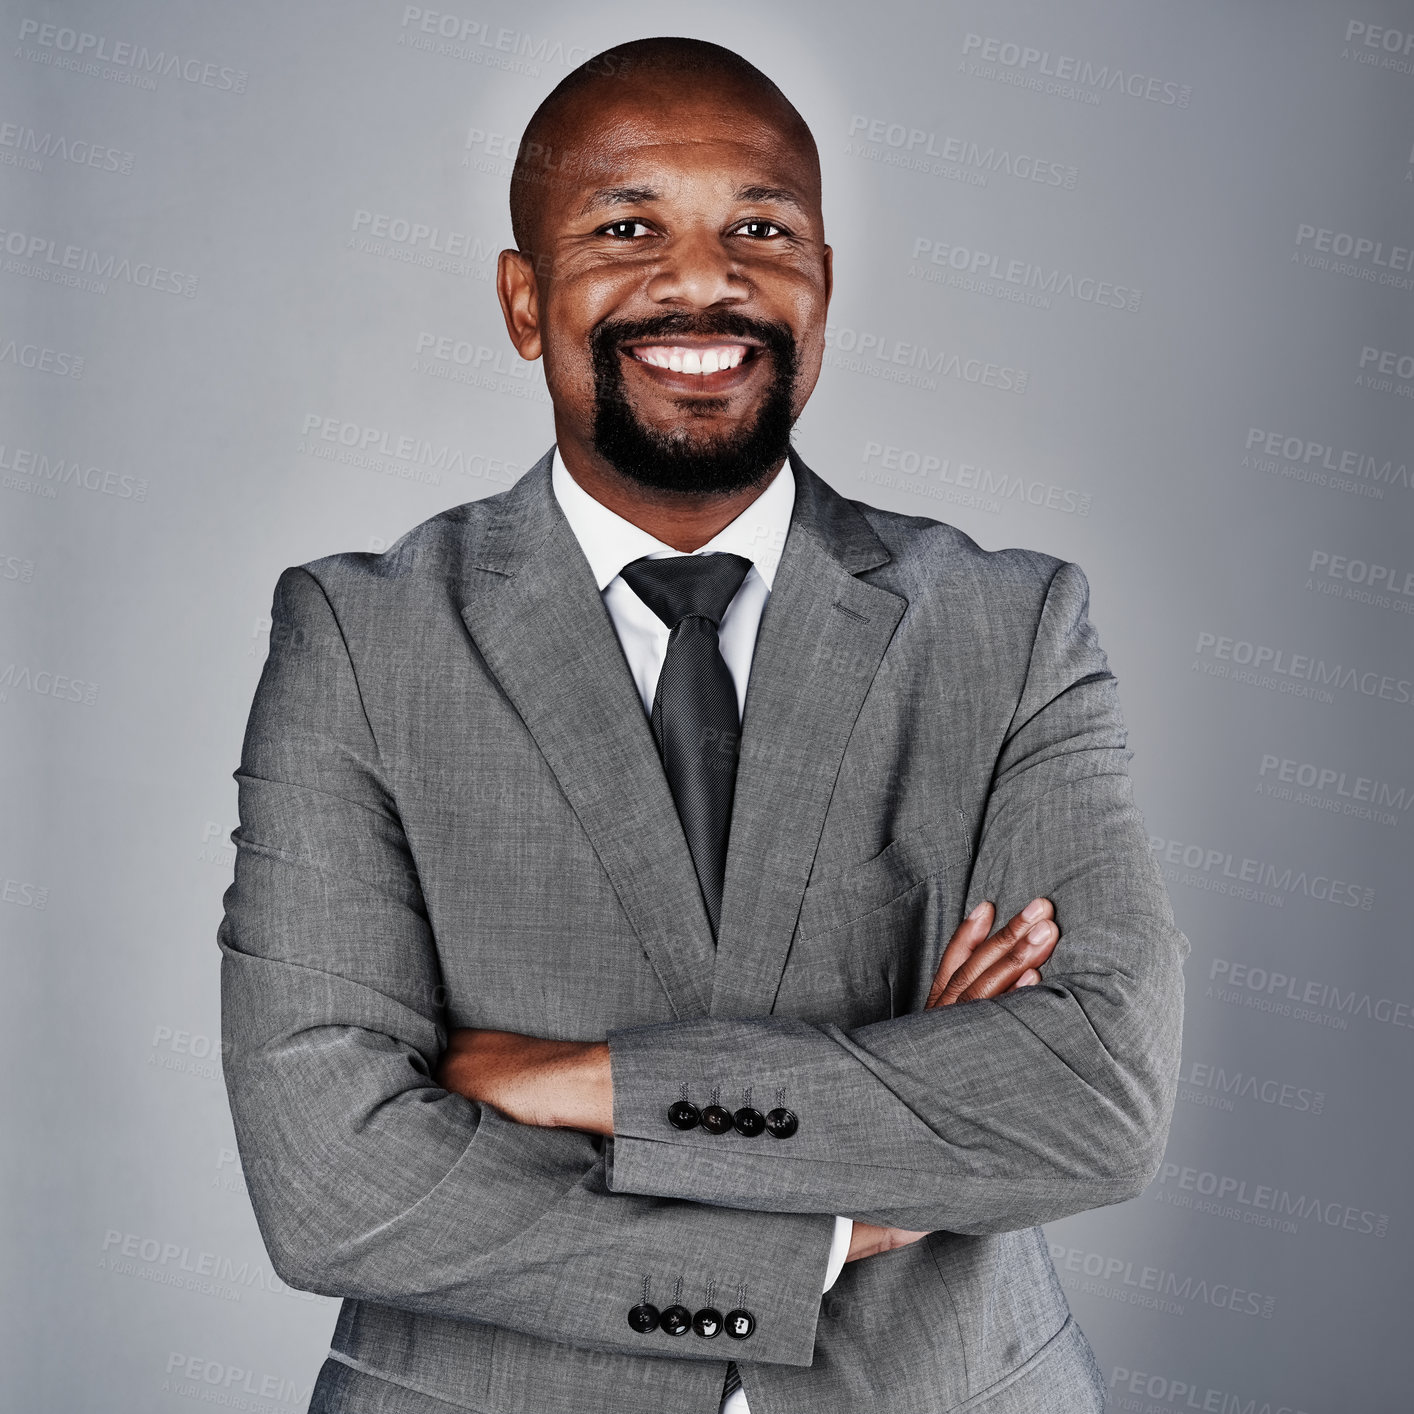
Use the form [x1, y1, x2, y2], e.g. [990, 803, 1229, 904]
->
[627, 343, 755, 376]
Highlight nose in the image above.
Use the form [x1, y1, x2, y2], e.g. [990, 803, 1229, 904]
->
[645, 226, 749, 309]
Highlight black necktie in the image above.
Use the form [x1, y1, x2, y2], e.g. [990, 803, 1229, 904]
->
[619, 552, 753, 940]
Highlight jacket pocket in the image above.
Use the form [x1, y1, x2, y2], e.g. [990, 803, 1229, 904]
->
[780, 818, 973, 1028]
[796, 817, 970, 942]
[947, 1315, 1105, 1413]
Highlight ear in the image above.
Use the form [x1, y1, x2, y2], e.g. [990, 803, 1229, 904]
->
[497, 249, 542, 361]
[822, 244, 833, 307]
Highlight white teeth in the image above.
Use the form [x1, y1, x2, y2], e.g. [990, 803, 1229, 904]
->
[632, 344, 749, 375]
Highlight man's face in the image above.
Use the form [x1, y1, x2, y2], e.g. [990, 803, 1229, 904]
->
[503, 79, 832, 496]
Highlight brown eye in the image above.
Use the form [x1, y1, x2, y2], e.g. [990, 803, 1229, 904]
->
[602, 220, 652, 239]
[734, 220, 785, 239]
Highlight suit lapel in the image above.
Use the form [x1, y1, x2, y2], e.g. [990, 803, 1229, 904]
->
[711, 454, 907, 1018]
[457, 452, 717, 1021]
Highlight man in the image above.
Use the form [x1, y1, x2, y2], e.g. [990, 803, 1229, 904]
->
[220, 37, 1186, 1414]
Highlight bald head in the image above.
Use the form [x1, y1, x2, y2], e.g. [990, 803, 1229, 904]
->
[509, 37, 819, 254]
[494, 36, 833, 517]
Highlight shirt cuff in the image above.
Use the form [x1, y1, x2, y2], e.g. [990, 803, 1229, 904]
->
[823, 1216, 852, 1293]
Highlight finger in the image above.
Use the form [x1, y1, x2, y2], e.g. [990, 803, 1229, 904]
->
[1010, 968, 1042, 989]
[925, 901, 994, 1008]
[933, 900, 1051, 1005]
[991, 898, 1053, 950]
[845, 1224, 929, 1262]
[934, 930, 1019, 1005]
[845, 1221, 890, 1262]
[956, 921, 1058, 1003]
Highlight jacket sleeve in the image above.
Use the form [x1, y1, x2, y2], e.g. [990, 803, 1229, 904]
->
[606, 561, 1188, 1235]
[219, 566, 835, 1367]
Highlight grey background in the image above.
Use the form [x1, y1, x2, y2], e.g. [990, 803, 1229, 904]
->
[2, 1, 1410, 1410]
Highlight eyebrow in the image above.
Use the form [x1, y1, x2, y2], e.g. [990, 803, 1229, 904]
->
[578, 186, 660, 216]
[577, 183, 810, 218]
[734, 184, 808, 214]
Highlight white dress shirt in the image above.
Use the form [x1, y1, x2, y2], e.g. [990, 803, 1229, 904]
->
[550, 449, 852, 1414]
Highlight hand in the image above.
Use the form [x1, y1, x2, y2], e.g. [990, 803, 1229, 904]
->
[845, 1219, 931, 1262]
[925, 898, 1058, 1009]
[847, 898, 1060, 1263]
[436, 1028, 613, 1136]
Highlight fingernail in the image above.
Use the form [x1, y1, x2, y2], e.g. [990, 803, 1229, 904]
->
[968, 901, 990, 921]
[1022, 899, 1047, 923]
[1025, 922, 1053, 948]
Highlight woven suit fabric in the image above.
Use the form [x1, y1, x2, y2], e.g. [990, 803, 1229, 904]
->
[221, 450, 1183, 1414]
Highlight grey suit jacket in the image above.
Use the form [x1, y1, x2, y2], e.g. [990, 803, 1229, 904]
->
[220, 448, 1187, 1414]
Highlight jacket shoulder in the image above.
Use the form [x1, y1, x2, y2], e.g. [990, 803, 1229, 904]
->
[848, 496, 1067, 602]
[297, 496, 497, 594]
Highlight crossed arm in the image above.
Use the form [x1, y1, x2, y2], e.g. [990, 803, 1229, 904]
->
[436, 896, 1063, 1263]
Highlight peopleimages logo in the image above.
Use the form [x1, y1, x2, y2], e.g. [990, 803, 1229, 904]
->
[1150, 832, 1375, 911]
[1257, 752, 1409, 826]
[823, 323, 1028, 395]
[0, 118, 134, 175]
[0, 337, 84, 379]
[0, 442, 148, 501]
[14, 18, 248, 92]
[909, 237, 1141, 312]
[1357, 344, 1414, 399]
[1242, 426, 1410, 498]
[1178, 1058, 1325, 1117]
[844, 115, 1078, 189]
[960, 33, 1192, 107]
[1207, 956, 1414, 1034]
[298, 414, 525, 487]
[162, 1352, 302, 1407]
[0, 662, 100, 707]
[347, 209, 497, 278]
[396, 7, 588, 74]
[1294, 222, 1414, 291]
[1306, 548, 1414, 617]
[412, 332, 549, 403]
[0, 226, 198, 297]
[1153, 1158, 1389, 1240]
[1341, 20, 1414, 75]
[1049, 1241, 1276, 1320]
[1109, 1366, 1308, 1414]
[1192, 630, 1414, 709]
[859, 441, 1091, 517]
[99, 1228, 318, 1303]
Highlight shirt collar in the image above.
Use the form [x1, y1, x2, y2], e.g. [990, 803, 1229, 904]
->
[550, 446, 795, 592]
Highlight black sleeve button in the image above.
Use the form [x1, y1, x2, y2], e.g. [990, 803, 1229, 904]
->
[725, 1309, 756, 1340]
[692, 1307, 723, 1338]
[765, 1107, 798, 1139]
[627, 1303, 660, 1333]
[668, 1100, 700, 1130]
[659, 1304, 692, 1336]
[700, 1103, 733, 1134]
[733, 1106, 765, 1137]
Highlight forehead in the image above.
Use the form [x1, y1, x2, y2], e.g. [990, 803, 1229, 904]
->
[539, 84, 819, 219]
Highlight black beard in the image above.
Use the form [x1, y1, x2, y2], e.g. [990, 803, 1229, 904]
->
[588, 313, 798, 496]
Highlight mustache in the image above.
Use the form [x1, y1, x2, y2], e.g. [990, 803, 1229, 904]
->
[590, 311, 796, 359]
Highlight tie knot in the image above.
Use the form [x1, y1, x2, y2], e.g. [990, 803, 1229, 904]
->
[620, 553, 753, 630]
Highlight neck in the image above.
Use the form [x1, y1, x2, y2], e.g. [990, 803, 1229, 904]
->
[555, 436, 785, 553]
